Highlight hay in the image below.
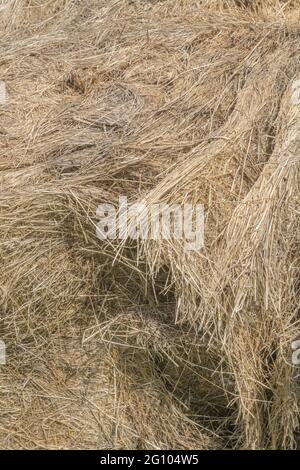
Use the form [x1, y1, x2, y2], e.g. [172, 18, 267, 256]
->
[0, 0, 299, 450]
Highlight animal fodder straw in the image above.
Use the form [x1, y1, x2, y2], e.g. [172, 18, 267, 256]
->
[0, 0, 299, 449]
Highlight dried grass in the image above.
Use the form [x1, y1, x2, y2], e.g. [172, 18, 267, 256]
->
[0, 0, 299, 449]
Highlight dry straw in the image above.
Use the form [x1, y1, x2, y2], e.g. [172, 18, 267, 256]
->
[0, 0, 299, 449]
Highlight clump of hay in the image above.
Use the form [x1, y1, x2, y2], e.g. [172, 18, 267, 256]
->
[0, 0, 299, 450]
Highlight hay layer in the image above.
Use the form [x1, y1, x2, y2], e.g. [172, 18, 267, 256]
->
[0, 0, 299, 449]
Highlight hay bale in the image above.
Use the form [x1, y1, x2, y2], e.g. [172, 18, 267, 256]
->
[0, 0, 299, 450]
